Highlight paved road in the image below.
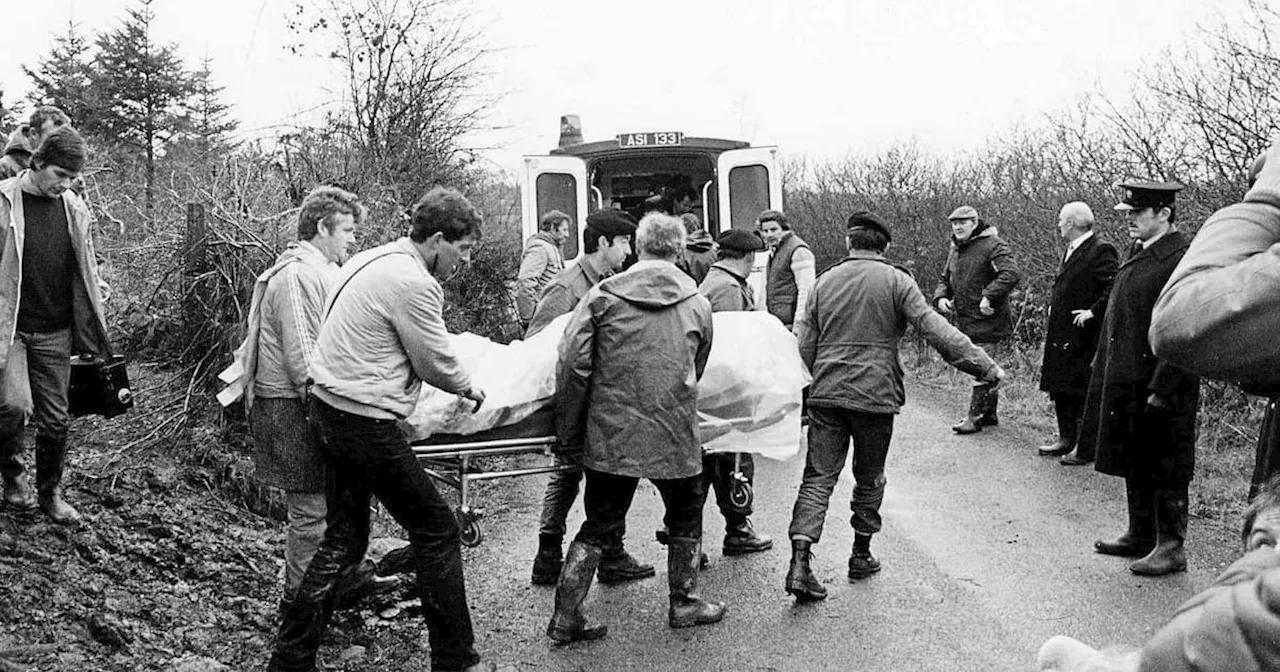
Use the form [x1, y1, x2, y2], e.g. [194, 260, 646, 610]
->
[459, 385, 1239, 671]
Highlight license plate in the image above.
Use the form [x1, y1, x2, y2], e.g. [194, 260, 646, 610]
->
[617, 132, 684, 148]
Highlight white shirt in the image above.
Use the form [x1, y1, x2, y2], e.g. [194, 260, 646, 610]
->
[1141, 230, 1169, 250]
[1063, 230, 1094, 263]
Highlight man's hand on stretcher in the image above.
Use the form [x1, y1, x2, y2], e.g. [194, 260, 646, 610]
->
[459, 385, 485, 413]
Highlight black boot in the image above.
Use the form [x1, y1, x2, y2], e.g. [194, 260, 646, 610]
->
[531, 534, 563, 586]
[667, 537, 725, 628]
[981, 388, 999, 427]
[1130, 488, 1188, 576]
[546, 541, 608, 643]
[847, 533, 881, 580]
[952, 386, 988, 434]
[1, 432, 33, 509]
[1095, 480, 1156, 557]
[723, 515, 773, 556]
[784, 539, 827, 601]
[1038, 406, 1075, 456]
[35, 436, 79, 525]
[597, 538, 655, 584]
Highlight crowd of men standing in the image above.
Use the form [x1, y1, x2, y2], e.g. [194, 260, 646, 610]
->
[6, 101, 1280, 670]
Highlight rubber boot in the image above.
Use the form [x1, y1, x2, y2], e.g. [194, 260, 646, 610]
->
[1130, 488, 1188, 576]
[783, 538, 827, 601]
[981, 388, 999, 426]
[656, 527, 709, 569]
[531, 534, 563, 586]
[847, 533, 882, 580]
[723, 515, 773, 556]
[1038, 408, 1074, 456]
[1, 433, 34, 509]
[546, 541, 608, 643]
[952, 386, 988, 435]
[597, 535, 655, 584]
[667, 537, 725, 628]
[1094, 480, 1156, 557]
[35, 436, 80, 525]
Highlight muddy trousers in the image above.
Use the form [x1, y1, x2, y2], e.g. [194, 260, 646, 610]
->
[576, 470, 704, 548]
[0, 329, 73, 481]
[700, 452, 754, 525]
[537, 457, 632, 554]
[268, 398, 480, 672]
[789, 406, 895, 542]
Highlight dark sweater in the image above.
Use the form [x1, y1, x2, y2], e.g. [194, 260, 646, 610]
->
[18, 191, 75, 332]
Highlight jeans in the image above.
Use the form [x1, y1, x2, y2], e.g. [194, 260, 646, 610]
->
[0, 329, 72, 480]
[538, 454, 584, 539]
[268, 398, 480, 672]
[788, 405, 895, 543]
[284, 492, 327, 595]
[576, 469, 705, 548]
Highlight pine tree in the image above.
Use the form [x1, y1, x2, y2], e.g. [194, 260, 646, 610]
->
[21, 21, 104, 137]
[93, 0, 195, 221]
[183, 58, 238, 161]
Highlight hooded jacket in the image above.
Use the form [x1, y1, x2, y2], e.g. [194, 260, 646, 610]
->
[678, 229, 717, 284]
[556, 259, 713, 479]
[932, 222, 1021, 343]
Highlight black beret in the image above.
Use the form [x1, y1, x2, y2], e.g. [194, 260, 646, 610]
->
[1114, 180, 1183, 211]
[846, 210, 892, 243]
[585, 208, 638, 236]
[716, 228, 767, 252]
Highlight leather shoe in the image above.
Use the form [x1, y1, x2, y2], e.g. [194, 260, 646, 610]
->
[1038, 439, 1073, 457]
[597, 550, 655, 584]
[1060, 451, 1092, 466]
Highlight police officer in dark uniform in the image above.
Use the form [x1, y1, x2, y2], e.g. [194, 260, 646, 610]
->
[1083, 181, 1201, 576]
[696, 229, 773, 555]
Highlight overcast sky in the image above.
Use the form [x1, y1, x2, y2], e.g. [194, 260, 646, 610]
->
[1, 0, 1243, 173]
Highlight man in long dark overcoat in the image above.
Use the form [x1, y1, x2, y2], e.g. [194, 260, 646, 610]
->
[1037, 202, 1119, 460]
[1082, 181, 1200, 577]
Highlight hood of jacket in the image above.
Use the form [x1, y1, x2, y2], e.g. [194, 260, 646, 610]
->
[953, 221, 998, 248]
[601, 260, 701, 310]
[686, 228, 715, 253]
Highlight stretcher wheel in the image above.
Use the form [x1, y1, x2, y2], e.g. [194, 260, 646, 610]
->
[455, 507, 483, 547]
[729, 480, 753, 509]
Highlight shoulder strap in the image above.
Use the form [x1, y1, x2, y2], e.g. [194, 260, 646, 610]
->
[323, 247, 402, 319]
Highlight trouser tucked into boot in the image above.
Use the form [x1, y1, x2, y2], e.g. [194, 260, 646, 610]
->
[1094, 479, 1156, 557]
[36, 435, 79, 524]
[953, 385, 990, 434]
[1, 431, 33, 509]
[784, 537, 826, 601]
[1130, 487, 1188, 576]
[667, 536, 725, 628]
[546, 540, 608, 643]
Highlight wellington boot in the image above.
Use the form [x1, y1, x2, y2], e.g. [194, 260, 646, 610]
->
[667, 537, 725, 628]
[981, 389, 1000, 426]
[1094, 480, 1155, 557]
[35, 436, 80, 525]
[38, 487, 81, 525]
[531, 535, 563, 586]
[783, 539, 827, 601]
[1130, 488, 1188, 576]
[3, 471, 35, 509]
[546, 541, 608, 643]
[952, 386, 988, 435]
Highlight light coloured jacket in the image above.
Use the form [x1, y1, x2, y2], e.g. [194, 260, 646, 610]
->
[252, 242, 337, 399]
[557, 260, 713, 479]
[798, 251, 997, 414]
[310, 238, 472, 420]
[515, 232, 564, 322]
[1150, 155, 1280, 389]
[0, 174, 111, 362]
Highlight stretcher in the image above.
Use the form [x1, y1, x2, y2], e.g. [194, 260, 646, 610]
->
[410, 408, 754, 547]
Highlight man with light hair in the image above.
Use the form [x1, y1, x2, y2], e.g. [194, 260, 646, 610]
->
[547, 213, 722, 642]
[1038, 202, 1119, 464]
[516, 210, 570, 331]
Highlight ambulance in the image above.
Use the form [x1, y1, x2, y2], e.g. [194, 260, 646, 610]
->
[519, 115, 782, 301]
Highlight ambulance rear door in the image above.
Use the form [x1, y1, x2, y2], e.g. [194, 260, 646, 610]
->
[521, 155, 589, 262]
[717, 147, 782, 311]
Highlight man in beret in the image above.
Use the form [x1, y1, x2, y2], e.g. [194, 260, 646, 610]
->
[692, 228, 772, 556]
[527, 209, 654, 587]
[933, 205, 1021, 434]
[1081, 180, 1200, 576]
[785, 211, 1003, 601]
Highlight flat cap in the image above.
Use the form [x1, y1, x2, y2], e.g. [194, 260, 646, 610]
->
[584, 208, 637, 236]
[757, 209, 787, 225]
[1113, 180, 1184, 211]
[716, 228, 767, 252]
[846, 210, 892, 243]
[948, 205, 979, 221]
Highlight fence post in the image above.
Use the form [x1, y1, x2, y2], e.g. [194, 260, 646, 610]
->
[184, 203, 208, 333]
